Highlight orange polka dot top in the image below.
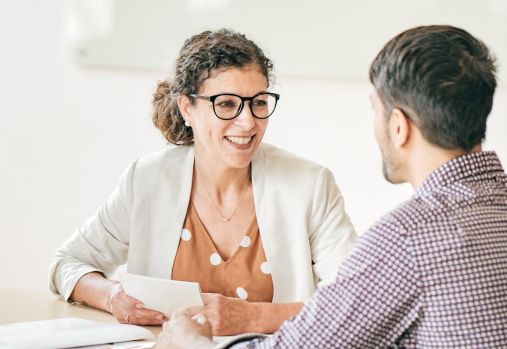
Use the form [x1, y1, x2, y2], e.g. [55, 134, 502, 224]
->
[171, 203, 274, 302]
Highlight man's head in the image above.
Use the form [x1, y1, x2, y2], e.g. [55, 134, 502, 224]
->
[369, 25, 497, 183]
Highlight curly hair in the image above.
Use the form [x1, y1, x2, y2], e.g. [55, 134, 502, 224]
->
[152, 29, 274, 145]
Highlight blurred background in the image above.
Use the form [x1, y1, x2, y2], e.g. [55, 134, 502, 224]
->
[1, 0, 506, 291]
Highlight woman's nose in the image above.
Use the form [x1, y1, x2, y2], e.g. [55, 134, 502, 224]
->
[234, 103, 256, 130]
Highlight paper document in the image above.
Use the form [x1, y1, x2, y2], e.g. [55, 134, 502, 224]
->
[68, 340, 155, 348]
[120, 273, 203, 316]
[0, 317, 154, 349]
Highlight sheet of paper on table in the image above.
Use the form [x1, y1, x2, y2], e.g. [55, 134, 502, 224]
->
[67, 340, 155, 348]
[120, 272, 203, 317]
[0, 317, 154, 349]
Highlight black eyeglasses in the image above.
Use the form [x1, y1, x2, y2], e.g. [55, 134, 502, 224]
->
[189, 92, 280, 120]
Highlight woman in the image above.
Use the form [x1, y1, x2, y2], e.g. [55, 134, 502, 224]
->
[49, 29, 356, 335]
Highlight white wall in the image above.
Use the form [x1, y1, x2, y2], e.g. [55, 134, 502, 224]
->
[1, 0, 506, 291]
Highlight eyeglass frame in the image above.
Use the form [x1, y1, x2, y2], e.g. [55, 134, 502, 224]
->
[189, 92, 280, 120]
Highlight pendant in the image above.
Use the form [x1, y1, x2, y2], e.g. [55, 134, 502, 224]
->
[221, 217, 230, 222]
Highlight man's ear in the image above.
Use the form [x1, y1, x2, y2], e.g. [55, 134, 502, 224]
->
[388, 108, 411, 149]
[177, 95, 192, 123]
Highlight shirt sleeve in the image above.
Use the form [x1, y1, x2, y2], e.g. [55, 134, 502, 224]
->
[48, 160, 136, 301]
[228, 219, 422, 348]
[309, 167, 357, 285]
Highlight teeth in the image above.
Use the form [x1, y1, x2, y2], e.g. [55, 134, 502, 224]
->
[226, 136, 252, 145]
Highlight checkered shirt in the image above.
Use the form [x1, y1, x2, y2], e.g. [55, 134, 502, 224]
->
[228, 151, 507, 348]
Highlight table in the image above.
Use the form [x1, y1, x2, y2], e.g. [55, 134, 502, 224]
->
[0, 289, 240, 347]
[0, 288, 161, 336]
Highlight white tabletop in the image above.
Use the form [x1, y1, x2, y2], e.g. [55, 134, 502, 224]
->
[0, 288, 162, 336]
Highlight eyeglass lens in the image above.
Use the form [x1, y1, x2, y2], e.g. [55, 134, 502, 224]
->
[213, 93, 277, 119]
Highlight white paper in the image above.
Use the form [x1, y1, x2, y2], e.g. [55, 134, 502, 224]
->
[120, 273, 203, 317]
[0, 317, 154, 349]
[67, 340, 156, 348]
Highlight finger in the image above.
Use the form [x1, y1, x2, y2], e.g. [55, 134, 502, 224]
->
[132, 308, 167, 323]
[191, 313, 207, 325]
[188, 313, 212, 338]
[163, 317, 173, 330]
[160, 312, 186, 330]
[171, 311, 196, 324]
[184, 305, 205, 317]
[111, 299, 143, 321]
[200, 318, 213, 338]
[171, 311, 187, 320]
[134, 307, 167, 319]
[201, 293, 219, 303]
[129, 316, 167, 326]
[121, 292, 145, 308]
[159, 313, 189, 338]
[116, 311, 133, 324]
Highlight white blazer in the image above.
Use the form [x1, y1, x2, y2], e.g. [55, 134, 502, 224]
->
[49, 144, 356, 302]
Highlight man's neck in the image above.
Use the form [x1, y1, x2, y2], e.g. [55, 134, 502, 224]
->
[408, 144, 482, 190]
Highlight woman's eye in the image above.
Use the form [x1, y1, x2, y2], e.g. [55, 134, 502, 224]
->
[216, 100, 238, 108]
[253, 99, 268, 107]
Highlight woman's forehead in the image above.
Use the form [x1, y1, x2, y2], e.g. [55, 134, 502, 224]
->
[198, 64, 268, 92]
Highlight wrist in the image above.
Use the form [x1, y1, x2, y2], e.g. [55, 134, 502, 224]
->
[253, 302, 304, 334]
[249, 302, 264, 333]
[103, 281, 120, 313]
[252, 302, 280, 333]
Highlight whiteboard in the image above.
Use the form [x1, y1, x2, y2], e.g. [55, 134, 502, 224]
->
[64, 0, 507, 82]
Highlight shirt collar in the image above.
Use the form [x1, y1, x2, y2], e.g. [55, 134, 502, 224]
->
[415, 151, 504, 198]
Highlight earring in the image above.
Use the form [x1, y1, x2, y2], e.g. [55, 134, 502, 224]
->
[184, 120, 191, 127]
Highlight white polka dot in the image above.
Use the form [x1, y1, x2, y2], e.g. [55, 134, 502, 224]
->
[260, 261, 271, 275]
[209, 253, 222, 266]
[181, 229, 192, 241]
[236, 287, 248, 300]
[240, 236, 251, 248]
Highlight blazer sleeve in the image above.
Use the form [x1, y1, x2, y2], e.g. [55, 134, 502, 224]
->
[48, 161, 136, 301]
[309, 167, 357, 286]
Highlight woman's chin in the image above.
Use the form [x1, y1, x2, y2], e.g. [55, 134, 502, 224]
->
[222, 157, 254, 169]
[220, 141, 261, 167]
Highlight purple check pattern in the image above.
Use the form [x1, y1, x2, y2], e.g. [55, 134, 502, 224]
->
[231, 151, 507, 348]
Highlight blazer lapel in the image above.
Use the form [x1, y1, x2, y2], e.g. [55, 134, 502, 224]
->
[252, 144, 291, 302]
[148, 146, 194, 278]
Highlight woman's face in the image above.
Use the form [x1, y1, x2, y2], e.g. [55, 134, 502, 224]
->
[180, 64, 270, 169]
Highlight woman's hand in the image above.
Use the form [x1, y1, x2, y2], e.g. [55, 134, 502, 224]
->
[184, 293, 259, 335]
[184, 293, 304, 335]
[157, 312, 213, 349]
[107, 283, 167, 325]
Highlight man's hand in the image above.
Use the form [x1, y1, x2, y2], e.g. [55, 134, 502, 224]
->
[157, 312, 213, 349]
[184, 293, 259, 335]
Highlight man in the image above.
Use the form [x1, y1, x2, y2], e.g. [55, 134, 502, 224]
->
[157, 25, 507, 348]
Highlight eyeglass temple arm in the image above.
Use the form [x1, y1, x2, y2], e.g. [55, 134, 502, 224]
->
[189, 94, 212, 101]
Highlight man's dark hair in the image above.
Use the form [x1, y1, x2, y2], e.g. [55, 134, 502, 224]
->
[369, 25, 497, 152]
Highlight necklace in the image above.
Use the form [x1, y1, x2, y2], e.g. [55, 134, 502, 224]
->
[195, 164, 251, 222]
